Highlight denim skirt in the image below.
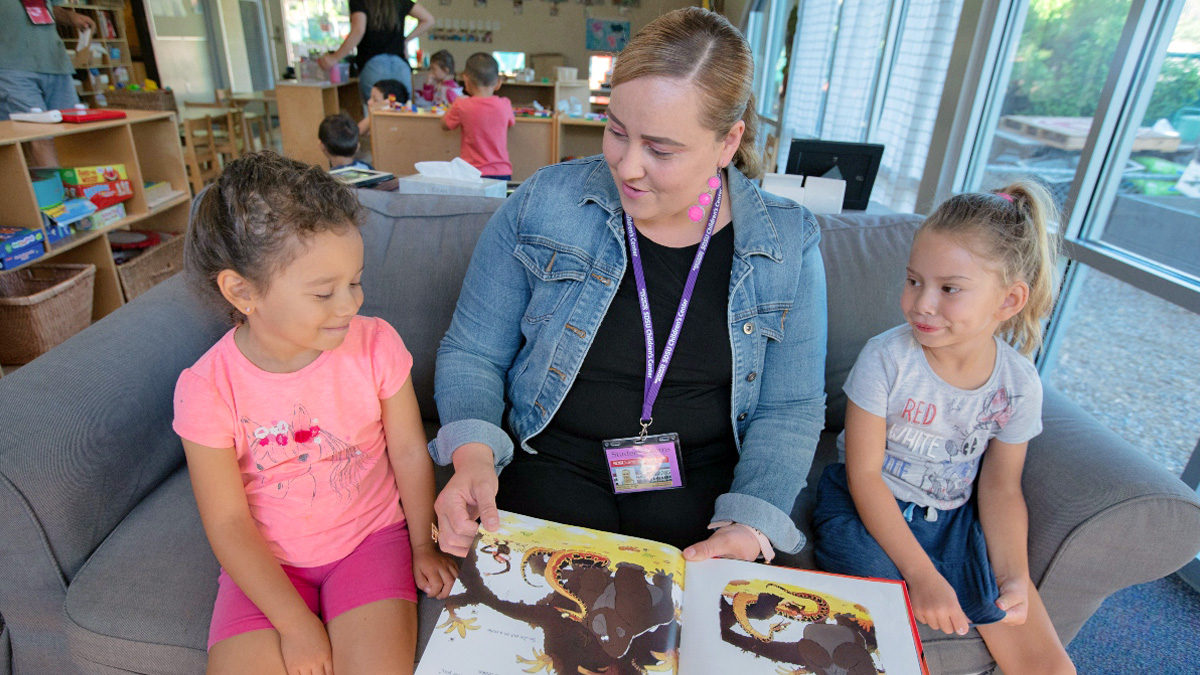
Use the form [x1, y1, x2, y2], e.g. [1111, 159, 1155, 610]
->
[812, 462, 1006, 625]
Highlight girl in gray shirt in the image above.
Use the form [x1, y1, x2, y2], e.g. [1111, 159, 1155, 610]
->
[814, 181, 1076, 675]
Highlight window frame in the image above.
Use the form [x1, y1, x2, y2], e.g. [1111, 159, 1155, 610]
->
[921, 0, 1200, 589]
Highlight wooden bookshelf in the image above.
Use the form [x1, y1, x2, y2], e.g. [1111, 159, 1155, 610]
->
[0, 110, 191, 320]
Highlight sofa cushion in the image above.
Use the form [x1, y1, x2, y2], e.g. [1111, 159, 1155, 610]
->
[356, 191, 504, 421]
[816, 213, 922, 431]
[64, 467, 214, 674]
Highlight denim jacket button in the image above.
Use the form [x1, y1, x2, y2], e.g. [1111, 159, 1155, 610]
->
[742, 322, 754, 334]
[737, 412, 748, 421]
[746, 372, 757, 382]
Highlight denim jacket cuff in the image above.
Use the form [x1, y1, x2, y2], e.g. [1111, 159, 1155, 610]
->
[428, 419, 515, 471]
[712, 492, 806, 554]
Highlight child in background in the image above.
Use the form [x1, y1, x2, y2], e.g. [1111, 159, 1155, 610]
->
[318, 113, 373, 171]
[174, 152, 457, 675]
[358, 78, 410, 137]
[813, 181, 1075, 675]
[414, 50, 462, 109]
[441, 52, 515, 181]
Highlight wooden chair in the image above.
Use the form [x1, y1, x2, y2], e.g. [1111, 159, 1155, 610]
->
[213, 90, 270, 152]
[182, 115, 221, 194]
[186, 104, 250, 162]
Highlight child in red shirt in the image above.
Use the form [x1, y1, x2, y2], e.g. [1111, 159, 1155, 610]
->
[442, 52, 516, 181]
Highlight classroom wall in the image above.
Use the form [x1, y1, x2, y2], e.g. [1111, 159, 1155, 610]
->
[416, 0, 697, 77]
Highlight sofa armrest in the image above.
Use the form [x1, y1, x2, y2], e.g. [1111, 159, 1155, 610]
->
[1023, 386, 1200, 643]
[0, 277, 226, 583]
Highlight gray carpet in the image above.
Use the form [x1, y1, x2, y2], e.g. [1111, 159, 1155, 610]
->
[1066, 573, 1200, 672]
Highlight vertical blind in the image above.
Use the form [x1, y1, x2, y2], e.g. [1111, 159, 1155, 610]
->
[781, 0, 964, 212]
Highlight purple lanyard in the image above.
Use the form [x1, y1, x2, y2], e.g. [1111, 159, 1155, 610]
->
[623, 184, 723, 437]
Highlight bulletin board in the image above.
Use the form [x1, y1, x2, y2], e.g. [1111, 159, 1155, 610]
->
[586, 19, 629, 51]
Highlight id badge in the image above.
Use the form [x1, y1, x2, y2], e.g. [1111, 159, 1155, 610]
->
[602, 433, 684, 494]
[23, 0, 54, 25]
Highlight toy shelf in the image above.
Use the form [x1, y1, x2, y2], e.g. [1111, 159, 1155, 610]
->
[557, 115, 606, 162]
[58, 0, 133, 98]
[0, 110, 191, 320]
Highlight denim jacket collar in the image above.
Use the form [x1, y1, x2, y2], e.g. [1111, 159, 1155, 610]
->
[579, 159, 785, 262]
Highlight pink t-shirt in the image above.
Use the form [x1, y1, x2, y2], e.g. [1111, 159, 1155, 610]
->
[443, 95, 516, 176]
[173, 316, 412, 568]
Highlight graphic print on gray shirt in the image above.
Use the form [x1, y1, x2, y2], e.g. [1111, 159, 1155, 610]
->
[837, 324, 1043, 511]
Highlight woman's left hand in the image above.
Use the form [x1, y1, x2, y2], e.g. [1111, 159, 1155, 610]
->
[412, 541, 459, 599]
[317, 53, 337, 72]
[682, 524, 761, 562]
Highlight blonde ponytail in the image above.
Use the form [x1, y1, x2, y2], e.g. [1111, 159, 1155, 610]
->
[920, 179, 1062, 356]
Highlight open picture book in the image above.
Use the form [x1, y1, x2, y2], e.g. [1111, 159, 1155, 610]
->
[417, 511, 928, 675]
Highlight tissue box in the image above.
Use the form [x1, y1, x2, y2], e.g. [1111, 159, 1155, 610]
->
[394, 175, 507, 198]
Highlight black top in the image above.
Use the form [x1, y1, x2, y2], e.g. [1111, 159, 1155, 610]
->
[527, 223, 737, 477]
[348, 0, 416, 70]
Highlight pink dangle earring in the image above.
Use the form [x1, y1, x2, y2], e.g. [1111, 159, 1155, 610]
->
[688, 172, 723, 222]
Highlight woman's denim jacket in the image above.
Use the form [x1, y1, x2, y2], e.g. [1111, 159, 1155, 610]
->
[431, 156, 827, 554]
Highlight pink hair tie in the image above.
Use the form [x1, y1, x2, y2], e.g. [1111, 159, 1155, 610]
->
[996, 192, 1014, 202]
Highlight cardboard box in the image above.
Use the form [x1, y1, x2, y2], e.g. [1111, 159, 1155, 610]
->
[81, 203, 127, 231]
[43, 222, 75, 244]
[394, 174, 507, 199]
[60, 164, 128, 186]
[0, 227, 45, 254]
[65, 179, 134, 205]
[0, 228, 46, 269]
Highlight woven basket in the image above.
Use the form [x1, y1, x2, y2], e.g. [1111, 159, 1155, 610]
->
[104, 89, 178, 112]
[117, 233, 184, 301]
[0, 264, 96, 364]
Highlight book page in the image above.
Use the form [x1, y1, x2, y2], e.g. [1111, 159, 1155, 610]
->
[678, 559, 926, 675]
[417, 511, 687, 675]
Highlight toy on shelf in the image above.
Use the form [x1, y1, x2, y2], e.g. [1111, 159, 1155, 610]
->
[0, 228, 46, 270]
[60, 164, 128, 186]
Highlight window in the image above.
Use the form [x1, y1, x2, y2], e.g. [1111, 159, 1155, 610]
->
[773, 0, 964, 211]
[923, 0, 1200, 587]
[493, 51, 527, 77]
[588, 55, 614, 90]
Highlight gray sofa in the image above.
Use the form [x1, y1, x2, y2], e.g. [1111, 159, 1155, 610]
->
[1, 189, 1197, 675]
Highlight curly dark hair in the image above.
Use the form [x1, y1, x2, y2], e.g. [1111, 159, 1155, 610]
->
[185, 150, 361, 323]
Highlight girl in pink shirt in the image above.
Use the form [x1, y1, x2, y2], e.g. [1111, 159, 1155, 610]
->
[173, 151, 457, 675]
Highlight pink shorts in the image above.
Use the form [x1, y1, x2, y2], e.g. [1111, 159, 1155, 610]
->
[207, 520, 417, 650]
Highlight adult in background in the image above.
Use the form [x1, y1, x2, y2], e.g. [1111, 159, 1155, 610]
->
[431, 8, 827, 563]
[320, 0, 434, 105]
[1, 0, 95, 165]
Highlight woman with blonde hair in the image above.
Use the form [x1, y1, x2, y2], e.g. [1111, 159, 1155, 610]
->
[431, 7, 827, 564]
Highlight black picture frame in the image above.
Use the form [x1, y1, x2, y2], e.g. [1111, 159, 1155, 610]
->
[785, 140, 885, 211]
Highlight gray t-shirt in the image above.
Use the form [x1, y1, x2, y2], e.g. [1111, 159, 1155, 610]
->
[2, 0, 73, 75]
[837, 324, 1043, 510]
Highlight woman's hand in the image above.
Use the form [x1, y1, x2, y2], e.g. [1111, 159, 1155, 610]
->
[278, 611, 333, 675]
[433, 443, 499, 556]
[412, 541, 459, 599]
[317, 53, 337, 72]
[682, 524, 761, 562]
[907, 568, 970, 636]
[993, 574, 1030, 626]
